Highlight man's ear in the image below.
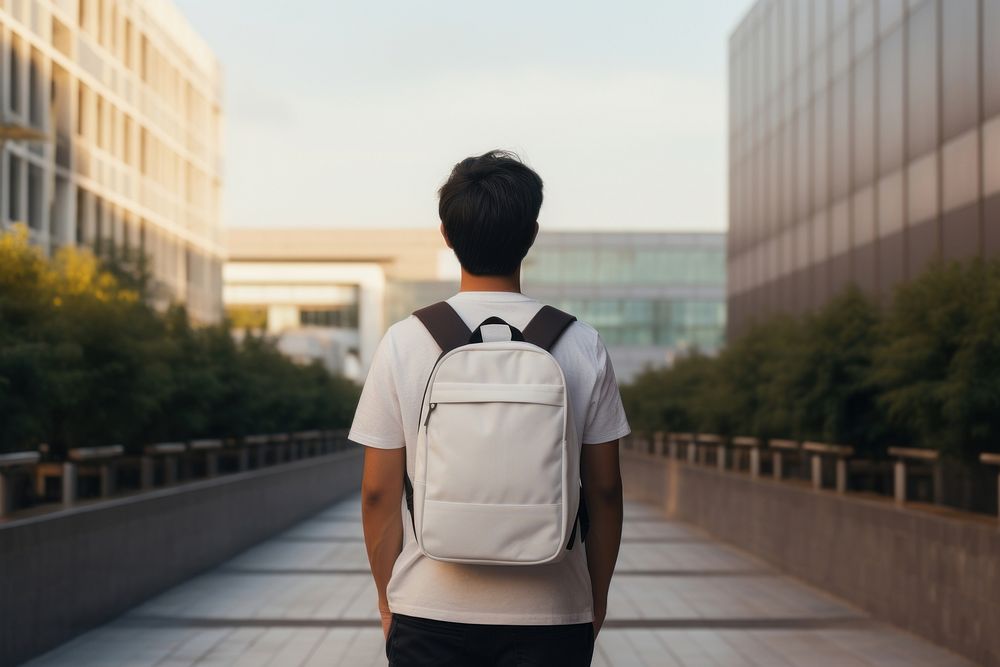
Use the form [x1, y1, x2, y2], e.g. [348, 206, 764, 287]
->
[440, 223, 453, 249]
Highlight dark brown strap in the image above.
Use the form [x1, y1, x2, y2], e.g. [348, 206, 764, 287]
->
[523, 305, 576, 352]
[413, 301, 472, 353]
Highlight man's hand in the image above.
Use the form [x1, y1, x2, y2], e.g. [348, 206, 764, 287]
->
[380, 605, 393, 639]
[592, 598, 607, 636]
[361, 447, 405, 641]
[582, 440, 623, 640]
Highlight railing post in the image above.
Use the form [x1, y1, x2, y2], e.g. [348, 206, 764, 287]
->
[0, 471, 10, 517]
[978, 453, 1000, 528]
[835, 458, 848, 494]
[811, 454, 823, 490]
[769, 440, 799, 482]
[0, 452, 40, 517]
[238, 447, 249, 472]
[100, 462, 115, 497]
[165, 456, 178, 485]
[668, 435, 678, 461]
[62, 462, 77, 506]
[894, 459, 907, 504]
[141, 456, 155, 490]
[803, 442, 854, 493]
[653, 431, 665, 457]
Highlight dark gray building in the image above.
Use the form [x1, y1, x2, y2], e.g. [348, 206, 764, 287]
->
[727, 0, 1000, 337]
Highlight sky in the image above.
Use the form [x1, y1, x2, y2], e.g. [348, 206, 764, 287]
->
[174, 0, 751, 233]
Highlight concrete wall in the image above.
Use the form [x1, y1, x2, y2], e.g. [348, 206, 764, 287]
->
[0, 449, 363, 667]
[622, 450, 1000, 667]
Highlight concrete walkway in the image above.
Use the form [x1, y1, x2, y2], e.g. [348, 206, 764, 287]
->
[26, 495, 971, 666]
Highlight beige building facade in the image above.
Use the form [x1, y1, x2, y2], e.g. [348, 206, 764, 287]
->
[1, 0, 224, 322]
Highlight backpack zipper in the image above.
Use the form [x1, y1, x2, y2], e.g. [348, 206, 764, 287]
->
[423, 403, 438, 428]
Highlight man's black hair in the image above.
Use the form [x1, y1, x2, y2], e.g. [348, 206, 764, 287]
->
[438, 150, 543, 276]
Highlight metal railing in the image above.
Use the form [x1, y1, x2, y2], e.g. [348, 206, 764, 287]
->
[623, 432, 1000, 528]
[0, 430, 352, 519]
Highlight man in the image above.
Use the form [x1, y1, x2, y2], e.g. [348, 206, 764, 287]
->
[349, 150, 628, 666]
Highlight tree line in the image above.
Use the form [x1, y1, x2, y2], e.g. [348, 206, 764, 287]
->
[622, 257, 1000, 465]
[0, 226, 359, 456]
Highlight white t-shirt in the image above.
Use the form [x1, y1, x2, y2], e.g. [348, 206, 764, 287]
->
[348, 291, 631, 625]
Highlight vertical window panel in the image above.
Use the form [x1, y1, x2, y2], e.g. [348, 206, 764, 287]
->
[813, 92, 830, 208]
[813, 0, 830, 52]
[878, 170, 905, 237]
[796, 108, 812, 217]
[879, 26, 905, 173]
[831, 0, 850, 28]
[907, 151, 939, 224]
[854, 0, 875, 56]
[831, 75, 851, 199]
[879, 0, 905, 35]
[985, 0, 1000, 117]
[854, 52, 876, 187]
[831, 200, 850, 256]
[853, 186, 877, 246]
[941, 0, 978, 141]
[907, 1, 938, 158]
[941, 130, 979, 212]
[797, 0, 812, 66]
[984, 117, 1000, 197]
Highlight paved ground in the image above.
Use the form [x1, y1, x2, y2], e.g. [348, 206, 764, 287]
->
[26, 495, 971, 666]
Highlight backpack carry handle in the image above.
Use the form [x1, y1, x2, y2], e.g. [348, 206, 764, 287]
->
[469, 317, 525, 344]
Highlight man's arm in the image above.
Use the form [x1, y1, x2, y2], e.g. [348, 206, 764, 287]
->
[360, 446, 405, 638]
[581, 440, 623, 637]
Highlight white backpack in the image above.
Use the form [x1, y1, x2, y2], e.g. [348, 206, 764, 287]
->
[404, 301, 587, 566]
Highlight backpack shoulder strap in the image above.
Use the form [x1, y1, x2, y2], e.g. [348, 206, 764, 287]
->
[413, 301, 472, 354]
[523, 305, 577, 352]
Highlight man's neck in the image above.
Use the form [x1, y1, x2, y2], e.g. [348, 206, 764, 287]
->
[459, 269, 521, 293]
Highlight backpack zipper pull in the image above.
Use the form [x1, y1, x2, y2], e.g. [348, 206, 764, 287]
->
[423, 403, 438, 427]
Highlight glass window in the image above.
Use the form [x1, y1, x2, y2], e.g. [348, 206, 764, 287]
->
[941, 130, 979, 212]
[878, 170, 905, 237]
[832, 0, 850, 28]
[907, 152, 939, 224]
[831, 200, 850, 255]
[831, 75, 850, 199]
[879, 0, 905, 35]
[853, 186, 876, 246]
[942, 0, 978, 142]
[813, 0, 830, 52]
[853, 52, 876, 187]
[831, 28, 850, 76]
[983, 0, 1000, 117]
[812, 46, 829, 96]
[907, 2, 938, 159]
[29, 48, 44, 127]
[813, 92, 830, 207]
[9, 34, 23, 115]
[796, 108, 812, 217]
[7, 155, 22, 221]
[797, 0, 812, 66]
[986, 116, 1000, 197]
[783, 122, 797, 224]
[812, 211, 829, 261]
[879, 26, 905, 174]
[300, 306, 359, 329]
[854, 0, 875, 56]
[28, 164, 43, 230]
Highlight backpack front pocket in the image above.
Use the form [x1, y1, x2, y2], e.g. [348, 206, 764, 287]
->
[423, 382, 565, 507]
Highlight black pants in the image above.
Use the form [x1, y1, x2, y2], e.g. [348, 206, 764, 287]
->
[386, 614, 595, 667]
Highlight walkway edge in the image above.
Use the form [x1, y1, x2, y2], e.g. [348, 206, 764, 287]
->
[0, 449, 363, 667]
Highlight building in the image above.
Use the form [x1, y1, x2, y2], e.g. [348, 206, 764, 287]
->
[0, 0, 224, 322]
[727, 0, 1000, 337]
[224, 228, 726, 382]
